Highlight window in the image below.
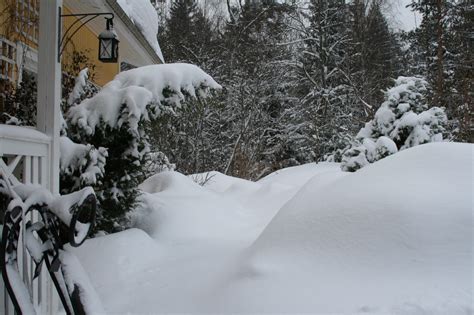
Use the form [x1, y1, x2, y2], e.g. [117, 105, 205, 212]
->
[15, 0, 39, 44]
[0, 37, 16, 82]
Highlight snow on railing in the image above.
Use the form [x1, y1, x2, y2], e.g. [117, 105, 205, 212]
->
[0, 124, 55, 314]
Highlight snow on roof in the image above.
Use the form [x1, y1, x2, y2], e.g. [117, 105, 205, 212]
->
[117, 0, 165, 63]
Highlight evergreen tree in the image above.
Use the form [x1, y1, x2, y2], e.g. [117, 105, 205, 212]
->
[218, 0, 308, 177]
[296, 0, 358, 160]
[449, 0, 473, 142]
[341, 76, 447, 172]
[409, 0, 472, 141]
[162, 0, 213, 65]
[66, 64, 221, 232]
[409, 1, 455, 110]
[347, 0, 402, 115]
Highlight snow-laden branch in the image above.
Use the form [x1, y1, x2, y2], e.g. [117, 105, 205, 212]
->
[67, 63, 222, 136]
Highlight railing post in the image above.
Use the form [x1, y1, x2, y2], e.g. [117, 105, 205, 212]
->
[37, 0, 62, 313]
[37, 0, 62, 196]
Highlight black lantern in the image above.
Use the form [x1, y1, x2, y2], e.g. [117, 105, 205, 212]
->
[98, 18, 119, 63]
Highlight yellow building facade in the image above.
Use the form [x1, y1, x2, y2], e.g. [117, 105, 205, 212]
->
[0, 0, 162, 88]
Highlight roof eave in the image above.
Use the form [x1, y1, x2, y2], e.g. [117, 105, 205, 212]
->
[105, 0, 163, 64]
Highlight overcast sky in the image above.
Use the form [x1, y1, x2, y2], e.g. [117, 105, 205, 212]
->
[388, 0, 421, 31]
[160, 0, 422, 32]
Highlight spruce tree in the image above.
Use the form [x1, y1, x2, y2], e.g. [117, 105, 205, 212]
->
[340, 76, 447, 172]
[162, 0, 213, 64]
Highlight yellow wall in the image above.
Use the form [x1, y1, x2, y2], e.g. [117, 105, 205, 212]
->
[0, 2, 119, 87]
[62, 7, 119, 87]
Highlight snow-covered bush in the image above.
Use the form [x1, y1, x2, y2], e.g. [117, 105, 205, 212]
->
[60, 136, 107, 192]
[60, 68, 107, 198]
[66, 63, 221, 231]
[341, 76, 447, 172]
[143, 151, 176, 178]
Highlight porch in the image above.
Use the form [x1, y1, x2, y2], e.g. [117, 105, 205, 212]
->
[1, 0, 63, 313]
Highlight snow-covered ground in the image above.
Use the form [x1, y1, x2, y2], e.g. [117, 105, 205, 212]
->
[72, 142, 473, 314]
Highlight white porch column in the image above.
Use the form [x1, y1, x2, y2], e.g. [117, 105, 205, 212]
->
[37, 0, 62, 195]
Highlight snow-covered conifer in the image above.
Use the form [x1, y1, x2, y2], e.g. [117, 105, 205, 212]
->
[66, 63, 221, 231]
[341, 76, 447, 172]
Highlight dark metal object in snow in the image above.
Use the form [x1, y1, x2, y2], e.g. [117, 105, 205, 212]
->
[1, 188, 96, 315]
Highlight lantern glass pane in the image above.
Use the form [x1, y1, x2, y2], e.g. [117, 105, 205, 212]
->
[100, 39, 112, 59]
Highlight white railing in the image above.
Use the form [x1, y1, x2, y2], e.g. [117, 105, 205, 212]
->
[0, 124, 57, 314]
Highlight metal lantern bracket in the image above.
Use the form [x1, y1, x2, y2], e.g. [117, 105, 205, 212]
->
[58, 8, 115, 62]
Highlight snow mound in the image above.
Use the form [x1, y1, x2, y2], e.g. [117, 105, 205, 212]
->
[117, 0, 164, 62]
[258, 162, 340, 185]
[133, 172, 257, 244]
[139, 171, 202, 194]
[69, 229, 163, 312]
[191, 171, 257, 193]
[254, 142, 472, 263]
[211, 143, 473, 313]
[70, 229, 162, 287]
[72, 143, 472, 314]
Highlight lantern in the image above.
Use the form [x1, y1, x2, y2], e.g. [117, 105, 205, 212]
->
[98, 18, 119, 63]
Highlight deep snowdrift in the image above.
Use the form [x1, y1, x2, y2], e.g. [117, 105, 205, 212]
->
[73, 143, 473, 314]
[207, 142, 473, 313]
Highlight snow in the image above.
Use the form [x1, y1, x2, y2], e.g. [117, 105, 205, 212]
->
[59, 136, 91, 172]
[0, 124, 50, 142]
[59, 250, 105, 314]
[375, 136, 398, 158]
[5, 264, 36, 314]
[9, 183, 94, 233]
[70, 142, 473, 314]
[59, 136, 107, 187]
[225, 143, 472, 313]
[117, 0, 165, 63]
[67, 63, 221, 136]
[25, 222, 51, 263]
[67, 68, 88, 105]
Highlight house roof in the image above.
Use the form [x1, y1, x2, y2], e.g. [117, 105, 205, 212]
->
[64, 0, 164, 66]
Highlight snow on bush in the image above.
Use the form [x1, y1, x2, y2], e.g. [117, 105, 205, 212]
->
[68, 64, 221, 136]
[61, 68, 107, 196]
[143, 151, 176, 177]
[67, 67, 89, 106]
[60, 136, 107, 190]
[66, 63, 221, 231]
[341, 76, 447, 171]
